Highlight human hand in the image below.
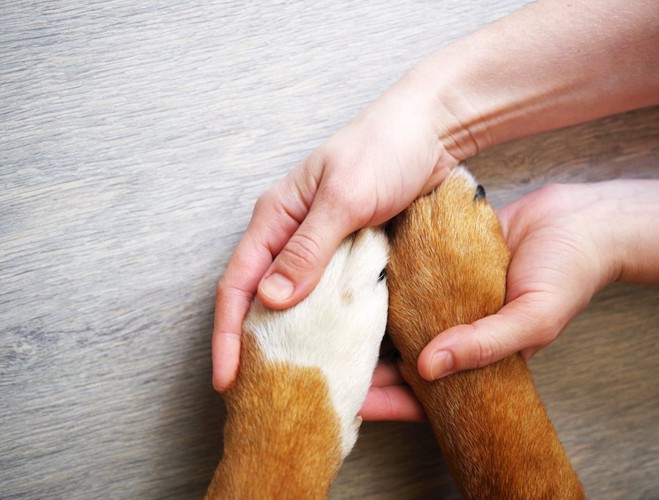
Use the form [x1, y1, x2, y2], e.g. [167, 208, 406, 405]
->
[361, 179, 659, 421]
[213, 0, 659, 394]
[212, 71, 460, 392]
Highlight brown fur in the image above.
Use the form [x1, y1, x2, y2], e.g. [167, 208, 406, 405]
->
[205, 333, 343, 499]
[386, 170, 585, 499]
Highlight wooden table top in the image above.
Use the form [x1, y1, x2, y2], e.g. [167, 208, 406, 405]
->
[1, 1, 657, 498]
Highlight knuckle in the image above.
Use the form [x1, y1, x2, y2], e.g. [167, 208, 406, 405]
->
[320, 179, 373, 227]
[473, 334, 496, 369]
[316, 167, 352, 205]
[253, 187, 277, 215]
[534, 318, 560, 347]
[306, 147, 332, 169]
[215, 276, 228, 296]
[523, 301, 562, 347]
[279, 233, 321, 273]
[216, 278, 252, 304]
[319, 176, 344, 201]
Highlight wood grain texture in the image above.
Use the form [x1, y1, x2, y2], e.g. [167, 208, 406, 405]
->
[0, 1, 656, 498]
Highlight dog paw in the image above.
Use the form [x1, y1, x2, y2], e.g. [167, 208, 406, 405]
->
[386, 165, 510, 352]
[244, 228, 389, 457]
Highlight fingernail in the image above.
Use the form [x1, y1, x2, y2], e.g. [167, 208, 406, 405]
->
[430, 351, 454, 380]
[260, 273, 295, 302]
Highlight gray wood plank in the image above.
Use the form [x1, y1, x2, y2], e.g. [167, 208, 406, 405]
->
[1, 1, 657, 498]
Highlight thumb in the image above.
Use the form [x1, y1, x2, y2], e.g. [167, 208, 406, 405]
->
[417, 292, 569, 380]
[257, 199, 353, 309]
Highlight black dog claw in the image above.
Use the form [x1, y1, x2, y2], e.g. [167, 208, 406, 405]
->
[474, 184, 486, 201]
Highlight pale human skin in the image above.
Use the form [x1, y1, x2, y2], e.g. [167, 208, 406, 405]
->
[212, 0, 659, 419]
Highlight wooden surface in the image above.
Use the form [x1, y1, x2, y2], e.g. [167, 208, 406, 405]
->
[1, 1, 657, 498]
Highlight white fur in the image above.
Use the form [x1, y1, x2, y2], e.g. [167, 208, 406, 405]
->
[243, 228, 389, 458]
[452, 163, 477, 187]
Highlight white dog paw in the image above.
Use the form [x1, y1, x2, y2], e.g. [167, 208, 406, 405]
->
[244, 228, 389, 457]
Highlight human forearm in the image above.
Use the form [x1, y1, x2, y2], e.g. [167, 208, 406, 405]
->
[409, 0, 659, 159]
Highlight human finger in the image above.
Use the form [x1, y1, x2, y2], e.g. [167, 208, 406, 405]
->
[360, 384, 426, 422]
[417, 292, 567, 381]
[257, 183, 364, 309]
[371, 360, 406, 387]
[212, 179, 315, 391]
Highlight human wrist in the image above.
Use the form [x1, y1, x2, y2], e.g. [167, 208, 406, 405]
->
[593, 179, 659, 286]
[407, 52, 485, 162]
[408, 0, 659, 164]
